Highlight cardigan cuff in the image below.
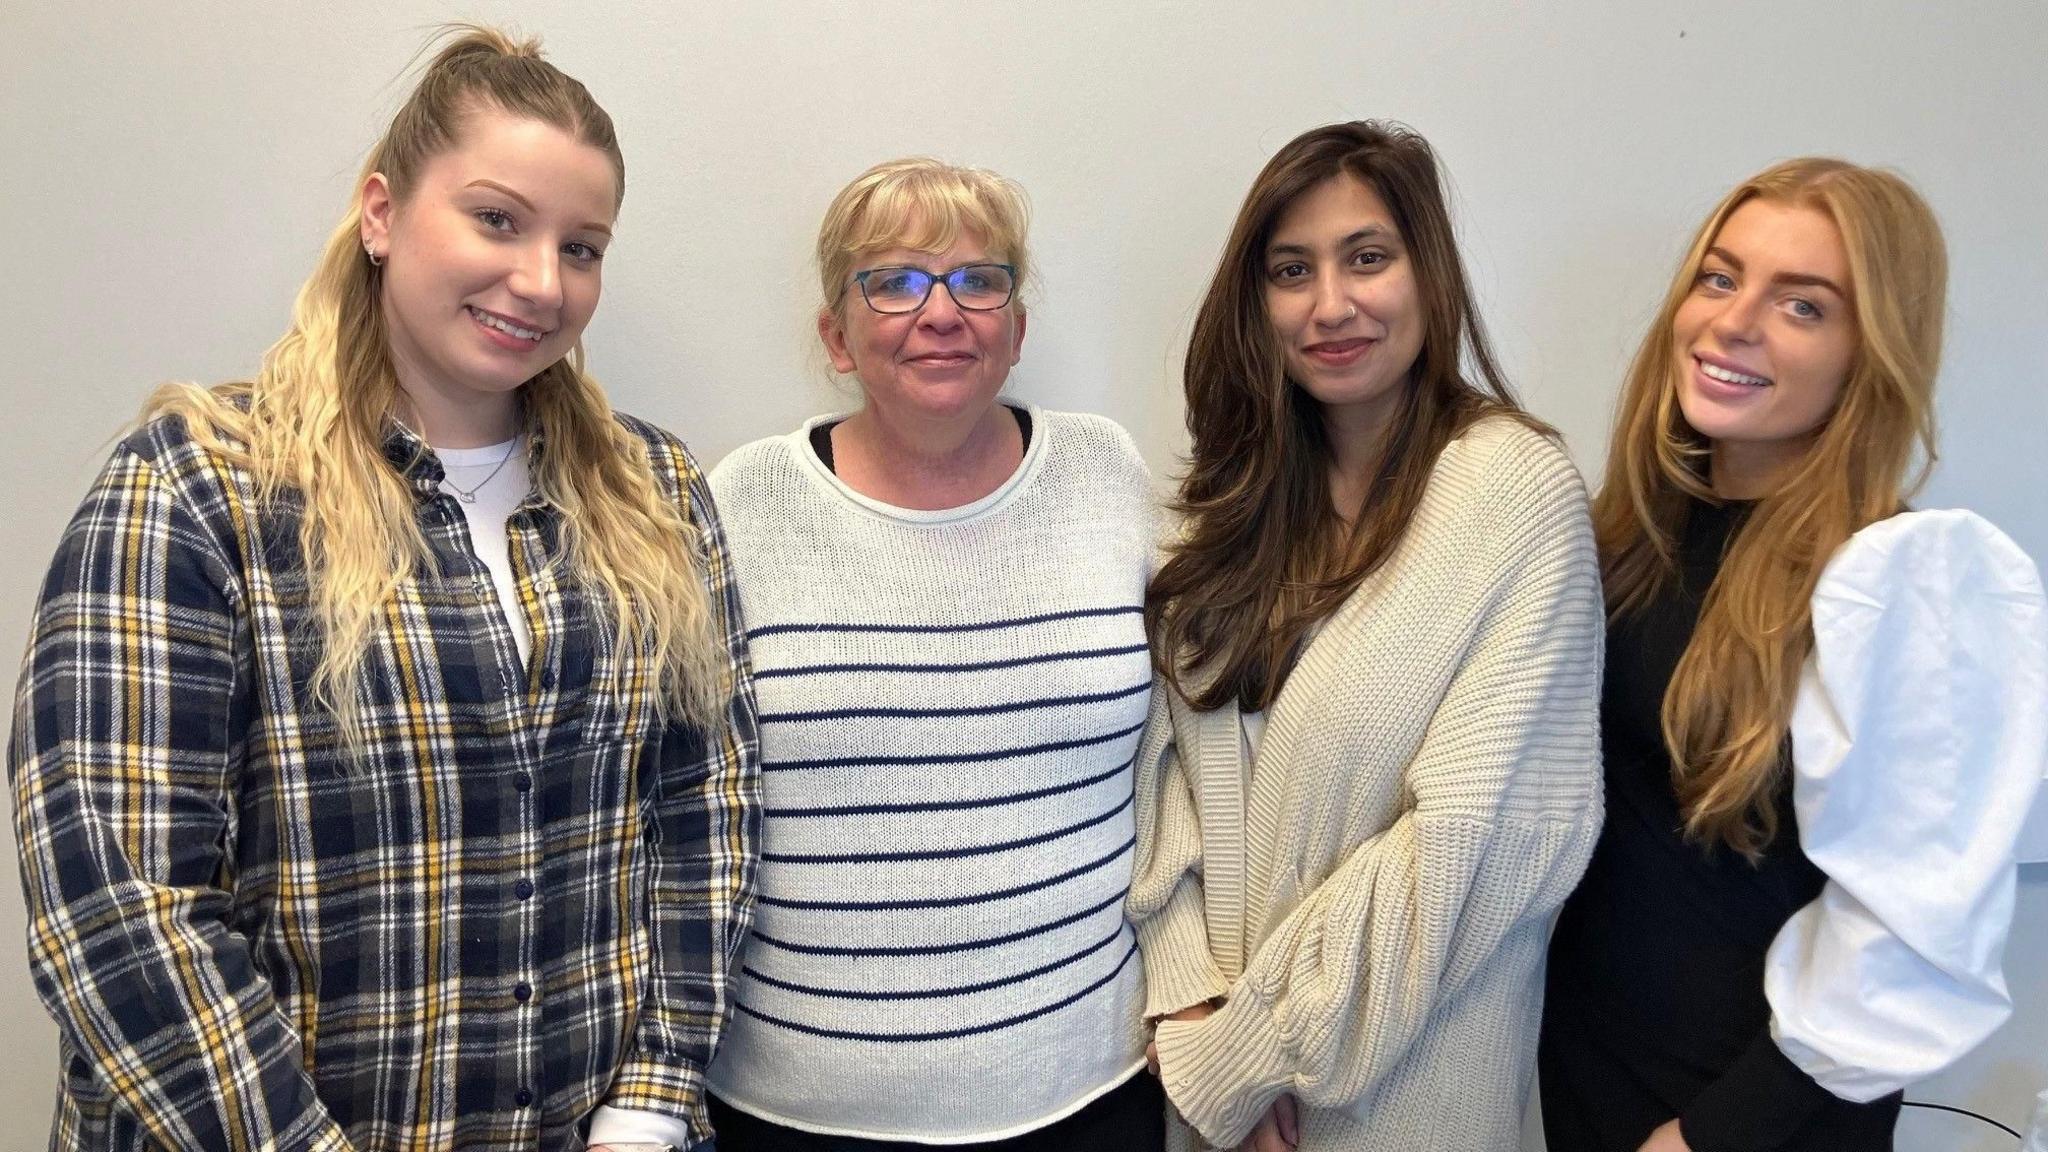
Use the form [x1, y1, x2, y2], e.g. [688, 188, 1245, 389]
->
[1680, 1030, 1834, 1152]
[1153, 986, 1291, 1147]
[1135, 880, 1232, 1018]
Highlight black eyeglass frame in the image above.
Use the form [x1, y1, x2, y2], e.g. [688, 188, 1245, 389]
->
[847, 262, 1019, 314]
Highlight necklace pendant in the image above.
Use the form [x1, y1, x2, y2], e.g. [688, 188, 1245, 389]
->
[457, 490, 478, 504]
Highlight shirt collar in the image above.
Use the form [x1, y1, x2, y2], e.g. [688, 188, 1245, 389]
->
[380, 415, 551, 501]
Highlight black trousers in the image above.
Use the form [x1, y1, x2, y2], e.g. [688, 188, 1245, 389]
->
[707, 1072, 1164, 1152]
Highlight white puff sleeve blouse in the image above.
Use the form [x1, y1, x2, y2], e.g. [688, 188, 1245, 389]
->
[1765, 509, 2048, 1103]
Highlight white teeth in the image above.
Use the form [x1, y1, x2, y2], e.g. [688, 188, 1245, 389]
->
[1701, 360, 1769, 387]
[470, 307, 544, 342]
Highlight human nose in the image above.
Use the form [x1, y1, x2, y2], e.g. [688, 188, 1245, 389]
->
[1311, 270, 1354, 327]
[509, 241, 564, 313]
[1708, 288, 1765, 345]
[916, 277, 965, 331]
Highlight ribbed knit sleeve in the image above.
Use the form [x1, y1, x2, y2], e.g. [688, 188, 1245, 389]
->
[1128, 682, 1233, 1017]
[1152, 429, 1605, 1148]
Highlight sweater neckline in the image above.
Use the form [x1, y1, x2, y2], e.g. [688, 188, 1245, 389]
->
[790, 402, 1049, 526]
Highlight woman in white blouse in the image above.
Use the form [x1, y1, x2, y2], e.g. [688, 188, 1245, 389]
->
[1540, 157, 2047, 1152]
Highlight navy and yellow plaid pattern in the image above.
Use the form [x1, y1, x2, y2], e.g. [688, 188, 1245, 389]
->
[9, 410, 759, 1151]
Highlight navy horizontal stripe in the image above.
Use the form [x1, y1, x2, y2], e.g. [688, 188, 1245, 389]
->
[740, 922, 1125, 1002]
[751, 642, 1148, 681]
[764, 719, 1145, 774]
[754, 835, 1133, 911]
[747, 604, 1140, 641]
[762, 793, 1133, 864]
[766, 757, 1130, 819]
[750, 888, 1126, 958]
[732, 940, 1138, 1043]
[759, 679, 1150, 725]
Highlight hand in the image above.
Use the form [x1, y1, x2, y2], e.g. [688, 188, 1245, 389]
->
[1637, 1118, 1691, 1152]
[1146, 1000, 1220, 1075]
[1236, 1093, 1299, 1152]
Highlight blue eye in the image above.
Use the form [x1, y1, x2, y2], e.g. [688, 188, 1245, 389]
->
[1788, 298, 1822, 320]
[1699, 270, 1735, 292]
[871, 270, 923, 295]
[475, 208, 514, 231]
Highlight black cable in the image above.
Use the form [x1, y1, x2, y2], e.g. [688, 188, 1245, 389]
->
[1901, 1099, 2024, 1141]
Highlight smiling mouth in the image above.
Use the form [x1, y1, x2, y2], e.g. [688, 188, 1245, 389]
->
[468, 306, 549, 343]
[1304, 338, 1374, 363]
[1695, 356, 1772, 388]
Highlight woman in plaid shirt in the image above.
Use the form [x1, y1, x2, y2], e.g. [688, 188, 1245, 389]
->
[8, 26, 758, 1152]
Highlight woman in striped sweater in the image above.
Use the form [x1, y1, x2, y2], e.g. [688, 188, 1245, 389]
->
[702, 158, 1161, 1150]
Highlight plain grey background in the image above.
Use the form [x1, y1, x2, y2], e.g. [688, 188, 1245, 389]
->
[2, 2, 2043, 1148]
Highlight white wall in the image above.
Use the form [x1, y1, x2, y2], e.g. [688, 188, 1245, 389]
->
[3, 2, 2043, 1147]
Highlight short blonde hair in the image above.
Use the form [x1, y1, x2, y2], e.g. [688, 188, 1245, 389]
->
[815, 157, 1032, 318]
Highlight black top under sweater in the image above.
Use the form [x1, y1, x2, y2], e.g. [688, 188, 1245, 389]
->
[1539, 498, 1901, 1152]
[809, 407, 1033, 473]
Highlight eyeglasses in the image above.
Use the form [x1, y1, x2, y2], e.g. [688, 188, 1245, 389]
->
[849, 263, 1017, 314]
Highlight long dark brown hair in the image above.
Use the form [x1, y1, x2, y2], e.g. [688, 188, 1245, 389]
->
[1146, 121, 1535, 712]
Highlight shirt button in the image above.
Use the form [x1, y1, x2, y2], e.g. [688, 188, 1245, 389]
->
[515, 773, 533, 793]
[514, 1088, 534, 1108]
[514, 982, 533, 1003]
[539, 669, 557, 690]
[514, 878, 535, 900]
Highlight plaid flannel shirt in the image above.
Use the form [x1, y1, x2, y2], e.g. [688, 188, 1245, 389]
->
[9, 408, 759, 1151]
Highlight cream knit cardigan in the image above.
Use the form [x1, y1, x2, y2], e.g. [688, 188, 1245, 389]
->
[1129, 417, 1606, 1150]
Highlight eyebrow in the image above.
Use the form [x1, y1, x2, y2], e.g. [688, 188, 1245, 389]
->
[465, 179, 614, 237]
[1705, 246, 1845, 297]
[1267, 225, 1391, 257]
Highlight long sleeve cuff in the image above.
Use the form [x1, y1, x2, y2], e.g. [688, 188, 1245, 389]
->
[588, 1104, 695, 1149]
[1680, 1031, 1835, 1152]
[600, 1057, 710, 1147]
[1153, 986, 1291, 1148]
[1135, 879, 1232, 1018]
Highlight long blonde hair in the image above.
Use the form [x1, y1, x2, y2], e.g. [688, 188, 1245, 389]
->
[145, 25, 730, 755]
[1593, 158, 1946, 858]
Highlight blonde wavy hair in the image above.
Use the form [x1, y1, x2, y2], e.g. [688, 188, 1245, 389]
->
[144, 24, 730, 755]
[1593, 157, 1946, 859]
[814, 157, 1032, 323]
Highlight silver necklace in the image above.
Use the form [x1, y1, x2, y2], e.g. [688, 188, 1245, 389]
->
[441, 443, 518, 504]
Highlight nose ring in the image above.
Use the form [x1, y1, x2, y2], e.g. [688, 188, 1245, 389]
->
[1344, 306, 1357, 321]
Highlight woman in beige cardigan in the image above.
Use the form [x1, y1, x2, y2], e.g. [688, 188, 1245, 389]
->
[1132, 120, 1605, 1152]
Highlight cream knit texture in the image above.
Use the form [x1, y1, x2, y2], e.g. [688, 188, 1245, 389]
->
[1129, 417, 1605, 1151]
[704, 406, 1155, 1142]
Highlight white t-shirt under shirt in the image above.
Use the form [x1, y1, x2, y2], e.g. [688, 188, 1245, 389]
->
[436, 436, 532, 667]
[702, 405, 1157, 1142]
